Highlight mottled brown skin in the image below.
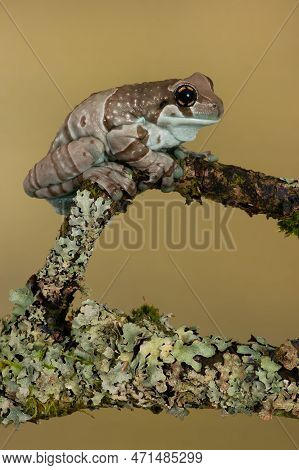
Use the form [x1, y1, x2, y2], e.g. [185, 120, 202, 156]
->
[104, 79, 178, 129]
[23, 73, 223, 213]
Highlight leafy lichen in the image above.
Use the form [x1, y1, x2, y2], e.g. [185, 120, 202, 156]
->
[0, 297, 297, 425]
[9, 287, 35, 319]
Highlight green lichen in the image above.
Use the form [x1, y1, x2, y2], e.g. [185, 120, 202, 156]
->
[211, 336, 232, 352]
[230, 173, 246, 186]
[121, 323, 148, 352]
[172, 339, 215, 372]
[261, 356, 281, 373]
[9, 287, 35, 319]
[131, 335, 168, 388]
[0, 298, 298, 426]
[100, 363, 131, 394]
[237, 345, 260, 359]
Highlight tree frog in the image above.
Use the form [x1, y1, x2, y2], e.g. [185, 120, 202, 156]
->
[23, 72, 224, 213]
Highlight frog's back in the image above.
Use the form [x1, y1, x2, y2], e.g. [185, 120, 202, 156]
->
[49, 87, 117, 153]
[103, 79, 178, 130]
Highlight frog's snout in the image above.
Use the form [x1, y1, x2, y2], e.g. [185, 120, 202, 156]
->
[209, 102, 221, 118]
[215, 96, 224, 118]
[205, 94, 224, 119]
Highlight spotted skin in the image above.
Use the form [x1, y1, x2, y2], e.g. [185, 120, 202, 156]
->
[23, 72, 223, 213]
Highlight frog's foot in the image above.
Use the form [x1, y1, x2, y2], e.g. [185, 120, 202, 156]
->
[172, 146, 218, 163]
[172, 145, 189, 160]
[81, 162, 137, 201]
[195, 150, 219, 162]
[134, 151, 179, 192]
[159, 165, 184, 192]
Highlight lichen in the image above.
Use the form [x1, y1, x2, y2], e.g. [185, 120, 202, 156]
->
[9, 287, 35, 319]
[172, 339, 214, 372]
[37, 190, 112, 303]
[0, 297, 297, 426]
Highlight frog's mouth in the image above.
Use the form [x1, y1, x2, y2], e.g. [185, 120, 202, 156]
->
[157, 113, 220, 143]
[159, 114, 219, 127]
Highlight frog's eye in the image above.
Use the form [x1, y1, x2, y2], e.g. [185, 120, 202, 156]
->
[174, 84, 197, 107]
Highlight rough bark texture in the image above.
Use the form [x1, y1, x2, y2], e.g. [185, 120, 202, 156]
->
[181, 154, 299, 221]
[0, 153, 298, 426]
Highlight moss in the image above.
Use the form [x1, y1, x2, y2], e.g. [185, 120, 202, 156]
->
[131, 304, 162, 327]
[24, 396, 60, 419]
[278, 211, 299, 238]
[24, 396, 85, 422]
[176, 178, 202, 205]
[80, 180, 105, 200]
[230, 173, 246, 186]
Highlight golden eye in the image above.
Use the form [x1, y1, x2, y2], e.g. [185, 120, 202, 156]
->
[174, 84, 197, 107]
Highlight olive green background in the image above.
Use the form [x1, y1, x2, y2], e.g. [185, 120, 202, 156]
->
[0, 0, 298, 450]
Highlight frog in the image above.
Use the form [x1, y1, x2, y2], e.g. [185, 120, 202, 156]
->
[23, 72, 224, 214]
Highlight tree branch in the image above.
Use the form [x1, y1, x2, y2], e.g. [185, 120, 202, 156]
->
[1, 300, 298, 425]
[1, 153, 298, 426]
[179, 154, 299, 222]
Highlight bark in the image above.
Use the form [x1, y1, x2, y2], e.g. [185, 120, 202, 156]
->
[180, 154, 299, 221]
[0, 152, 298, 426]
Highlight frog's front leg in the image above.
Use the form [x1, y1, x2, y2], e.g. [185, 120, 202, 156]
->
[172, 146, 219, 163]
[107, 124, 178, 189]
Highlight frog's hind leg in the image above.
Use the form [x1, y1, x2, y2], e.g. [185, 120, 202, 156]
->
[81, 162, 137, 200]
[23, 136, 107, 198]
[47, 161, 137, 214]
